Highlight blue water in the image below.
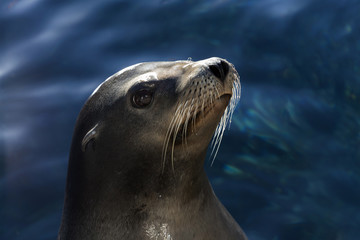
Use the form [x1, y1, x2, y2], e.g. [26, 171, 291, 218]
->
[1, 0, 359, 239]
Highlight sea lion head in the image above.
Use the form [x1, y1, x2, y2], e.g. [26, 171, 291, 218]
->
[68, 57, 240, 196]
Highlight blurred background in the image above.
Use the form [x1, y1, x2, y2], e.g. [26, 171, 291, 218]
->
[1, 0, 359, 239]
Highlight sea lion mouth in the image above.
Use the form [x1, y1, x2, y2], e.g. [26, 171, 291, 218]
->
[174, 93, 232, 144]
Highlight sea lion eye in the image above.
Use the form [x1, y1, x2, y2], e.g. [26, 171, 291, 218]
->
[132, 89, 153, 108]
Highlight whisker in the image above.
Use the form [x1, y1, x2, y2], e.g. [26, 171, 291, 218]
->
[170, 106, 187, 171]
[210, 74, 241, 166]
[182, 102, 193, 148]
[162, 104, 183, 172]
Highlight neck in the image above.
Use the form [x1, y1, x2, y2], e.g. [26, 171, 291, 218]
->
[58, 153, 214, 239]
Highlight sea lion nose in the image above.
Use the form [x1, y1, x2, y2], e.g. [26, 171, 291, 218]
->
[209, 60, 229, 82]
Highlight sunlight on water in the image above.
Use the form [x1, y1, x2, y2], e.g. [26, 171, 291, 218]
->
[253, 0, 310, 18]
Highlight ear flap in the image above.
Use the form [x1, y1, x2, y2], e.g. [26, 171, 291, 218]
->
[81, 123, 99, 152]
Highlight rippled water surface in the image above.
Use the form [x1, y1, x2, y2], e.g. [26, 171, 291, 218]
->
[1, 0, 360, 239]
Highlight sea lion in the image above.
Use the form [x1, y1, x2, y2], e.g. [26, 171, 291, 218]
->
[58, 57, 247, 240]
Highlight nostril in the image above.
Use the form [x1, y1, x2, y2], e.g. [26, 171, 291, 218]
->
[209, 60, 229, 82]
[220, 60, 229, 78]
[209, 64, 222, 80]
